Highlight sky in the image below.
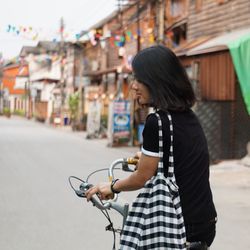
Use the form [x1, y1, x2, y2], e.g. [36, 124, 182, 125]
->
[0, 0, 118, 59]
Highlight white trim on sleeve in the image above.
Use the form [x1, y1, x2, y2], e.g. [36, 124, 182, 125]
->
[141, 147, 160, 157]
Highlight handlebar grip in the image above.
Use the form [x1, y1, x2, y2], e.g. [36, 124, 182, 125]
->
[90, 195, 106, 209]
[126, 157, 139, 165]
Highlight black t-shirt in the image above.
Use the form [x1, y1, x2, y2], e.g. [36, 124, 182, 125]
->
[142, 109, 217, 224]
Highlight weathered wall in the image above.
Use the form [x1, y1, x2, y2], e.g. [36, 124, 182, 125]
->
[188, 0, 250, 39]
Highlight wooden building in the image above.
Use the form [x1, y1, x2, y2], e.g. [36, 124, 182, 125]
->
[178, 0, 250, 161]
[77, 0, 250, 158]
[188, 0, 250, 40]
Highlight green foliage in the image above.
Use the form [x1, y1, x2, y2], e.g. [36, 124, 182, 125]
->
[13, 109, 25, 116]
[3, 107, 11, 117]
[101, 114, 108, 128]
[68, 92, 79, 121]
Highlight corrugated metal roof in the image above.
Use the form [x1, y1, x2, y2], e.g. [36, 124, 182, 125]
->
[187, 27, 250, 56]
[173, 36, 212, 56]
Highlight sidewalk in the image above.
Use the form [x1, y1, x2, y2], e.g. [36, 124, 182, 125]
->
[210, 160, 250, 250]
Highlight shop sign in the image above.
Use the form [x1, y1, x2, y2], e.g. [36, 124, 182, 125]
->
[112, 100, 131, 145]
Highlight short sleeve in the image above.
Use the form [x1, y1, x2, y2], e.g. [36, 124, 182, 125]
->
[141, 113, 160, 157]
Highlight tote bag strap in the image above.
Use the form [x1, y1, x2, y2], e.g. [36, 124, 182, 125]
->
[155, 112, 175, 178]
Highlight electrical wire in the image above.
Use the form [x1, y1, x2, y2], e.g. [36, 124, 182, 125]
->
[98, 202, 116, 250]
[68, 174, 118, 249]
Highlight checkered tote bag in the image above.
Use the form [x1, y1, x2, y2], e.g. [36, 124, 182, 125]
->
[120, 112, 186, 249]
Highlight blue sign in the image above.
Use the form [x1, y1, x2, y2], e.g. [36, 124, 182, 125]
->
[113, 100, 131, 143]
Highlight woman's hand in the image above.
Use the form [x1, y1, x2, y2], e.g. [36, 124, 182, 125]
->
[85, 182, 114, 201]
[134, 151, 142, 160]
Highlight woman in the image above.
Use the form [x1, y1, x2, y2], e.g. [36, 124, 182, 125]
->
[86, 45, 217, 249]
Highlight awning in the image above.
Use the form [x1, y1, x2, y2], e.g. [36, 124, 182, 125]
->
[227, 32, 250, 115]
[173, 36, 211, 56]
[187, 27, 250, 56]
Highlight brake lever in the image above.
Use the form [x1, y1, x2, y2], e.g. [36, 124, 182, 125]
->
[75, 182, 93, 198]
[122, 158, 138, 172]
[76, 181, 112, 210]
[122, 162, 134, 172]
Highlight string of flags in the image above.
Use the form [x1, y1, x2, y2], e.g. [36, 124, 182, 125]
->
[4, 24, 64, 42]
[83, 28, 156, 48]
[2, 24, 157, 47]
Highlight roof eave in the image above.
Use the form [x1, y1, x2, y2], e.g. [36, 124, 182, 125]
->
[187, 45, 228, 56]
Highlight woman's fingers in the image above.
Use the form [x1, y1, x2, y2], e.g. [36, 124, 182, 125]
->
[86, 186, 99, 201]
[85, 182, 113, 201]
[134, 151, 142, 160]
[105, 193, 114, 200]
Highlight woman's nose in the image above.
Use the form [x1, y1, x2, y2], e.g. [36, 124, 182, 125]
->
[131, 81, 138, 90]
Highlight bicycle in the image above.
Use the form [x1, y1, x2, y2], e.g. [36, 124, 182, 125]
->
[69, 158, 210, 250]
[68, 157, 138, 250]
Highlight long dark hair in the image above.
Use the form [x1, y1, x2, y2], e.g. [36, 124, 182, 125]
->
[132, 45, 196, 111]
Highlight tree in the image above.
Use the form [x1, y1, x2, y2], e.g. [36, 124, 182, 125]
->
[68, 92, 79, 129]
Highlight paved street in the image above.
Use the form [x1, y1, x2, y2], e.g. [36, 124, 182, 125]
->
[210, 161, 250, 250]
[0, 116, 250, 250]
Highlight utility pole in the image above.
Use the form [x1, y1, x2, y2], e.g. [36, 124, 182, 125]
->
[0, 53, 3, 114]
[136, 0, 141, 52]
[60, 17, 65, 123]
[77, 44, 84, 126]
[157, 0, 165, 44]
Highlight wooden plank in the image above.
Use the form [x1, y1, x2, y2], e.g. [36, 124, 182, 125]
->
[188, 0, 250, 40]
[197, 51, 235, 101]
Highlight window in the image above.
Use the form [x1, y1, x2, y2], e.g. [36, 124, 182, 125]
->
[171, 24, 187, 48]
[185, 61, 200, 99]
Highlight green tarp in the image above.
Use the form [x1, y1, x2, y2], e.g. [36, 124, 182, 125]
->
[228, 33, 250, 115]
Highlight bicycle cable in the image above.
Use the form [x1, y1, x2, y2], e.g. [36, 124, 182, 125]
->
[68, 176, 85, 192]
[68, 175, 117, 249]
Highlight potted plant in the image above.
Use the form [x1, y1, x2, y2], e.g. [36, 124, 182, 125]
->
[68, 92, 79, 131]
[3, 107, 11, 118]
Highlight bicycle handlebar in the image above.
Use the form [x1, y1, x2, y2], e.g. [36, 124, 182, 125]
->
[71, 157, 138, 221]
[108, 158, 138, 181]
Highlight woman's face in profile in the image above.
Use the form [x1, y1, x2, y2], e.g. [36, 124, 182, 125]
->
[131, 77, 151, 106]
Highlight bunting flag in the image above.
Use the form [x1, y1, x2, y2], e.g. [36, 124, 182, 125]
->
[2, 23, 156, 47]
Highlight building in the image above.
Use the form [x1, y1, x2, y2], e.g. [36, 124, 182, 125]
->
[79, 0, 250, 159]
[19, 41, 84, 124]
[1, 63, 26, 116]
[179, 0, 250, 161]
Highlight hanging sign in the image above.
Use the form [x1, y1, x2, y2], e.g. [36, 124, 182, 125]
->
[111, 100, 131, 145]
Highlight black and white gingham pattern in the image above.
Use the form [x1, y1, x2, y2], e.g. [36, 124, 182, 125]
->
[119, 112, 186, 249]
